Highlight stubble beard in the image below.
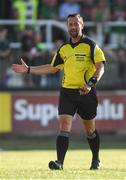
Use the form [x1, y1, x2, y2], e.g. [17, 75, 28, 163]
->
[69, 30, 79, 39]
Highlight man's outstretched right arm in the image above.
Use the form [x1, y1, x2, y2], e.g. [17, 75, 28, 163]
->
[12, 58, 59, 75]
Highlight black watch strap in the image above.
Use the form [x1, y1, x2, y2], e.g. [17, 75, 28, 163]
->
[87, 77, 97, 87]
[27, 66, 30, 74]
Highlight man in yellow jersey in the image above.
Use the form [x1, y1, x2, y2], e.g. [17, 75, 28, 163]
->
[12, 13, 105, 170]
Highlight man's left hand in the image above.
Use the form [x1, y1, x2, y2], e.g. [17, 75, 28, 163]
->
[79, 84, 91, 95]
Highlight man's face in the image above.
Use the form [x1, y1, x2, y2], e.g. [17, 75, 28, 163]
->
[67, 16, 84, 38]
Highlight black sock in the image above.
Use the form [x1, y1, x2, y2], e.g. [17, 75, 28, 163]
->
[87, 130, 100, 161]
[56, 131, 70, 165]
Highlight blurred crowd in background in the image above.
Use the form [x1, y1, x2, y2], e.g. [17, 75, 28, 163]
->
[0, 0, 126, 90]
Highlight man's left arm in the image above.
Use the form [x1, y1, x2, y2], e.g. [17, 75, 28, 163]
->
[80, 62, 104, 95]
[93, 61, 105, 81]
[80, 44, 106, 95]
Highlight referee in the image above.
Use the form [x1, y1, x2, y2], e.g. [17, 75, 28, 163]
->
[12, 13, 106, 170]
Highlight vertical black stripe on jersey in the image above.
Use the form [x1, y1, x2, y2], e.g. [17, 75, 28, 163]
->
[82, 36, 96, 64]
[53, 52, 64, 67]
[84, 70, 88, 83]
[53, 42, 69, 67]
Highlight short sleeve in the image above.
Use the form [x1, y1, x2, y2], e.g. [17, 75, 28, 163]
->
[51, 52, 64, 70]
[94, 45, 106, 63]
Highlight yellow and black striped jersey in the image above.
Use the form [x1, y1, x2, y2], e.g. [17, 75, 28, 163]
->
[51, 35, 106, 89]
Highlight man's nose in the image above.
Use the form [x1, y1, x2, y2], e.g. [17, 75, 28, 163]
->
[71, 25, 76, 29]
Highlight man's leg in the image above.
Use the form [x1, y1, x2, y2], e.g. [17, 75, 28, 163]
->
[49, 115, 72, 170]
[82, 119, 101, 170]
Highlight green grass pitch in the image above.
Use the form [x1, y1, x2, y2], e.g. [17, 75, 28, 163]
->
[0, 138, 126, 179]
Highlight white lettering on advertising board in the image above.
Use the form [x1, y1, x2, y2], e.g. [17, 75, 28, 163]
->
[14, 98, 125, 126]
[14, 99, 58, 126]
[96, 99, 124, 120]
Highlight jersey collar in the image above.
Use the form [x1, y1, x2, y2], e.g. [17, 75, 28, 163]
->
[69, 34, 85, 48]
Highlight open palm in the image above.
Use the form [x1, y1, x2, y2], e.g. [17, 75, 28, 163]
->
[12, 58, 28, 73]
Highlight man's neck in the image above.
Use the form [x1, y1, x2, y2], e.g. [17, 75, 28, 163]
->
[71, 34, 83, 44]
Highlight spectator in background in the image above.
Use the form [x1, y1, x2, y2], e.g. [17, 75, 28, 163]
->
[21, 27, 35, 64]
[51, 39, 64, 55]
[110, 0, 126, 20]
[11, 0, 39, 41]
[101, 47, 126, 89]
[110, 0, 126, 47]
[46, 39, 64, 89]
[80, 0, 95, 42]
[0, 27, 11, 87]
[38, 0, 59, 20]
[116, 48, 126, 87]
[81, 0, 94, 21]
[102, 46, 117, 61]
[0, 0, 14, 41]
[30, 31, 48, 87]
[91, 0, 110, 22]
[38, 0, 67, 44]
[91, 0, 111, 45]
[21, 26, 35, 86]
[59, 0, 81, 20]
[0, 0, 12, 19]
[0, 0, 5, 19]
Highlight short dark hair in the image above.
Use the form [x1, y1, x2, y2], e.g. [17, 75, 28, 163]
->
[67, 13, 84, 23]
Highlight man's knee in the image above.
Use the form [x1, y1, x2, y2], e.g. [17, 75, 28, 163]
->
[82, 119, 96, 135]
[86, 127, 95, 135]
[59, 115, 72, 131]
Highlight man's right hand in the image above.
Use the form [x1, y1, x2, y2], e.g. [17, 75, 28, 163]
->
[12, 58, 28, 73]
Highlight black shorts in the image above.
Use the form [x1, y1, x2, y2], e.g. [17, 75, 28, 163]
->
[58, 87, 98, 120]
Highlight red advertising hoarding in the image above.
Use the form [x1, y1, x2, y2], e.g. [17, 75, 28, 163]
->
[12, 92, 126, 133]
